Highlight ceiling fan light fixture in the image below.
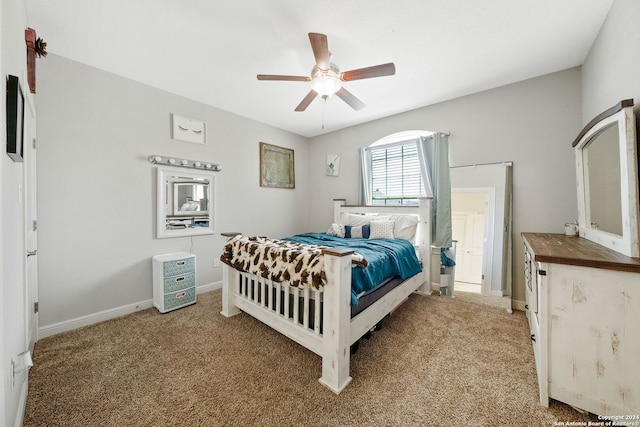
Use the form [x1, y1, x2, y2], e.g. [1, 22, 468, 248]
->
[310, 63, 342, 97]
[257, 33, 394, 112]
[311, 74, 342, 97]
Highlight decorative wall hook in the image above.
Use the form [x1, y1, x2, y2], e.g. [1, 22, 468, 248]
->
[25, 27, 47, 94]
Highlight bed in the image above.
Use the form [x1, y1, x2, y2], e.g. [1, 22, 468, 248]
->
[219, 198, 433, 394]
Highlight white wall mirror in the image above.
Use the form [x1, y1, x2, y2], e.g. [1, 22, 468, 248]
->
[574, 99, 639, 257]
[156, 167, 216, 238]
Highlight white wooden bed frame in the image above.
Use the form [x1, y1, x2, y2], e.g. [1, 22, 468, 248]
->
[220, 198, 432, 394]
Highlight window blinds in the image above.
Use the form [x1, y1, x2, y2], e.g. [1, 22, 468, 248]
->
[369, 142, 426, 205]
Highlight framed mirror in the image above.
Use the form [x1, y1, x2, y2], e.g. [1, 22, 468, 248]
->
[573, 99, 639, 257]
[156, 167, 216, 238]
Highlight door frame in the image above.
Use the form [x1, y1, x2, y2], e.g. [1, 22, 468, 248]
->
[23, 87, 38, 350]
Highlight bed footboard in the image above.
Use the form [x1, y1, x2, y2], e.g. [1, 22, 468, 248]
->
[221, 247, 354, 394]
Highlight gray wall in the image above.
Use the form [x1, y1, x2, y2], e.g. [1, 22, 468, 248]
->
[36, 55, 310, 328]
[307, 68, 582, 305]
[582, 0, 640, 121]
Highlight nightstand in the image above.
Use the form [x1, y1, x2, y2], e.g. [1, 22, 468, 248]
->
[152, 252, 196, 313]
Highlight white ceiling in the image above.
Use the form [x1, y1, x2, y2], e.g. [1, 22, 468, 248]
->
[24, 0, 613, 138]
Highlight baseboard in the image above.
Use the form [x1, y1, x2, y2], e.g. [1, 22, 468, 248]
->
[511, 298, 526, 312]
[38, 281, 222, 339]
[197, 281, 221, 294]
[13, 380, 29, 427]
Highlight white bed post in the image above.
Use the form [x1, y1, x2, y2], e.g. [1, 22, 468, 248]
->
[416, 197, 433, 295]
[221, 264, 241, 317]
[333, 198, 346, 223]
[318, 247, 353, 394]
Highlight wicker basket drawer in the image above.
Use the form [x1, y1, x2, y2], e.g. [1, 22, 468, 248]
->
[162, 256, 195, 277]
[163, 272, 195, 293]
[163, 287, 196, 311]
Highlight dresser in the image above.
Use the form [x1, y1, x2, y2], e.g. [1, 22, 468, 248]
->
[152, 252, 196, 313]
[521, 233, 640, 416]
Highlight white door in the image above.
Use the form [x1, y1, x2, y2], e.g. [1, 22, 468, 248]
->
[465, 213, 485, 283]
[452, 212, 485, 284]
[24, 93, 38, 349]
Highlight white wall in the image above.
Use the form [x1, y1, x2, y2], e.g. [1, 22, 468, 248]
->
[307, 68, 582, 305]
[36, 54, 310, 330]
[2, 0, 31, 424]
[582, 0, 640, 121]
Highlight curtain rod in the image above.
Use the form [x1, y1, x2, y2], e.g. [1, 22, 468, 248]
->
[450, 161, 513, 169]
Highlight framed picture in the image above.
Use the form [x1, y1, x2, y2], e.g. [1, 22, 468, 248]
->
[326, 154, 341, 176]
[6, 75, 25, 162]
[171, 114, 206, 144]
[260, 142, 295, 189]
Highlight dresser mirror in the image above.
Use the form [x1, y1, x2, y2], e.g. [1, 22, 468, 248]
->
[573, 99, 639, 257]
[156, 167, 215, 238]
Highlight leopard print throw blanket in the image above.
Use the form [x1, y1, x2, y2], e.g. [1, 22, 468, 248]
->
[220, 235, 368, 290]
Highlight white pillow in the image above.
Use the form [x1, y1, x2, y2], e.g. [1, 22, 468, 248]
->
[343, 213, 378, 226]
[327, 223, 346, 237]
[389, 214, 420, 242]
[369, 220, 395, 239]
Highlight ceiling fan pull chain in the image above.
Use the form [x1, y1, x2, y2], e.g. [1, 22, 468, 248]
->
[322, 95, 327, 129]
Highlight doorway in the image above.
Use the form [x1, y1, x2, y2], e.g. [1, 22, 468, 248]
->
[451, 190, 492, 294]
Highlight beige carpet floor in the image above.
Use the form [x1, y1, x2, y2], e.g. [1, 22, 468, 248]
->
[24, 289, 598, 426]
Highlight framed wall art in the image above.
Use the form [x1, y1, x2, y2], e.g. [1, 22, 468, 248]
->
[171, 113, 206, 144]
[6, 75, 25, 162]
[260, 142, 295, 189]
[326, 154, 341, 176]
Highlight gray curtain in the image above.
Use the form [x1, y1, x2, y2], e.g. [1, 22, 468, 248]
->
[419, 133, 452, 247]
[359, 147, 372, 205]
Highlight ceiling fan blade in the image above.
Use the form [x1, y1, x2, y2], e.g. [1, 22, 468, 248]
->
[309, 33, 330, 70]
[257, 74, 311, 82]
[335, 87, 365, 111]
[295, 90, 318, 112]
[340, 62, 396, 81]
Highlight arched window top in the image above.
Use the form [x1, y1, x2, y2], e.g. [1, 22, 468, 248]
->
[370, 130, 436, 148]
[362, 130, 438, 206]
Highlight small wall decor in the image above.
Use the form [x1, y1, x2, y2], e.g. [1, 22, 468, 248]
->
[171, 114, 206, 144]
[5, 75, 25, 162]
[326, 154, 341, 176]
[260, 142, 295, 189]
[25, 27, 47, 94]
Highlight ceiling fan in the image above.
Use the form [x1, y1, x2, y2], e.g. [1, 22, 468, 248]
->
[257, 32, 396, 112]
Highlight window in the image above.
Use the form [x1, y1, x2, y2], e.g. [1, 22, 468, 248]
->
[360, 130, 452, 247]
[362, 132, 434, 206]
[370, 143, 425, 205]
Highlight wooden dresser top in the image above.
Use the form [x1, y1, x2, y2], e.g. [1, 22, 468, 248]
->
[521, 232, 640, 273]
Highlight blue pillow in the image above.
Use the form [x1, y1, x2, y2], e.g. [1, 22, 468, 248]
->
[345, 224, 370, 238]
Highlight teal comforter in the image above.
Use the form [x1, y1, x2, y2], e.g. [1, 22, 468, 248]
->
[284, 233, 422, 306]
